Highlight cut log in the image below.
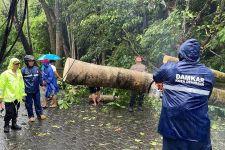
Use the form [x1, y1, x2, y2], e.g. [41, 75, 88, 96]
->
[63, 58, 153, 92]
[210, 88, 225, 106]
[163, 55, 179, 63]
[88, 95, 119, 101]
[163, 55, 225, 83]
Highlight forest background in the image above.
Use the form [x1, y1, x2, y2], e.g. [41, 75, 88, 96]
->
[0, 0, 224, 72]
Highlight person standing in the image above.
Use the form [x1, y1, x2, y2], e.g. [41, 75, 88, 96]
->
[88, 59, 101, 106]
[153, 39, 214, 150]
[22, 55, 46, 122]
[41, 59, 59, 108]
[129, 56, 147, 112]
[0, 58, 26, 133]
[50, 60, 62, 80]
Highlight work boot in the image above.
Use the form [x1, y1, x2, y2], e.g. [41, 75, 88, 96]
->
[11, 120, 22, 130]
[4, 122, 10, 133]
[138, 106, 143, 111]
[129, 107, 134, 112]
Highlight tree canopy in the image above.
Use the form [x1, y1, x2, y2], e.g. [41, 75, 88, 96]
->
[0, 0, 224, 71]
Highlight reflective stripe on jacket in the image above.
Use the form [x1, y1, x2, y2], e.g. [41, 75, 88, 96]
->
[22, 66, 42, 93]
[153, 61, 214, 143]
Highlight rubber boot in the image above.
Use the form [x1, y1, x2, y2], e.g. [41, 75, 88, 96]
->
[138, 106, 143, 111]
[11, 120, 22, 130]
[4, 122, 10, 133]
[129, 107, 134, 112]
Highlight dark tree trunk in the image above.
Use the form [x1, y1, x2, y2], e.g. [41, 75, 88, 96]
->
[1, 0, 33, 55]
[39, 0, 56, 53]
[102, 51, 105, 65]
[55, 0, 63, 67]
[14, 14, 33, 54]
[26, 3, 32, 51]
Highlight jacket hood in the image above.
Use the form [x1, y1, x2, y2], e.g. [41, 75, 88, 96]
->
[178, 39, 200, 62]
[7, 58, 21, 70]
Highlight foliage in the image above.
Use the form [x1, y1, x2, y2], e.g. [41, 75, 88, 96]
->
[57, 82, 88, 109]
[29, 12, 50, 56]
[1, 0, 224, 71]
[0, 0, 48, 71]
[198, 4, 225, 71]
[67, 0, 154, 66]
[101, 88, 130, 109]
[140, 10, 184, 68]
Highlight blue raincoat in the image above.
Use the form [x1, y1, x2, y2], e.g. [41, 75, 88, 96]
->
[42, 63, 59, 97]
[21, 66, 42, 93]
[153, 39, 214, 145]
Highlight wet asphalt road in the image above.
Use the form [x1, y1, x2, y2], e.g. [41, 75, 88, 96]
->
[0, 101, 161, 150]
[0, 100, 225, 150]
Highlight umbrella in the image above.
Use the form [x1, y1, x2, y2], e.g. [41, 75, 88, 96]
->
[38, 54, 61, 61]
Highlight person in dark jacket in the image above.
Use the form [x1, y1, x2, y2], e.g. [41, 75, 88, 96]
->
[88, 59, 101, 106]
[41, 59, 59, 108]
[153, 39, 214, 150]
[22, 55, 46, 122]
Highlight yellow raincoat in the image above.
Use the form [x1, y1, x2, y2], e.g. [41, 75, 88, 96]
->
[0, 58, 26, 102]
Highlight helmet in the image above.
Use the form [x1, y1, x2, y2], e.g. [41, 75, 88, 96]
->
[24, 55, 35, 62]
[24, 55, 35, 66]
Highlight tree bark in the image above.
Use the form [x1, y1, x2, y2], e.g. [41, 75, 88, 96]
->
[71, 35, 77, 59]
[14, 12, 33, 54]
[2, 0, 33, 55]
[63, 58, 153, 92]
[39, 0, 56, 53]
[65, 16, 77, 59]
[102, 51, 105, 65]
[209, 88, 225, 106]
[55, 0, 63, 67]
[26, 2, 32, 50]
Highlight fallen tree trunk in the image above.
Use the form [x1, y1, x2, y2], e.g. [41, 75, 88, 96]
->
[210, 88, 225, 106]
[163, 55, 225, 83]
[63, 58, 152, 92]
[63, 58, 225, 106]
